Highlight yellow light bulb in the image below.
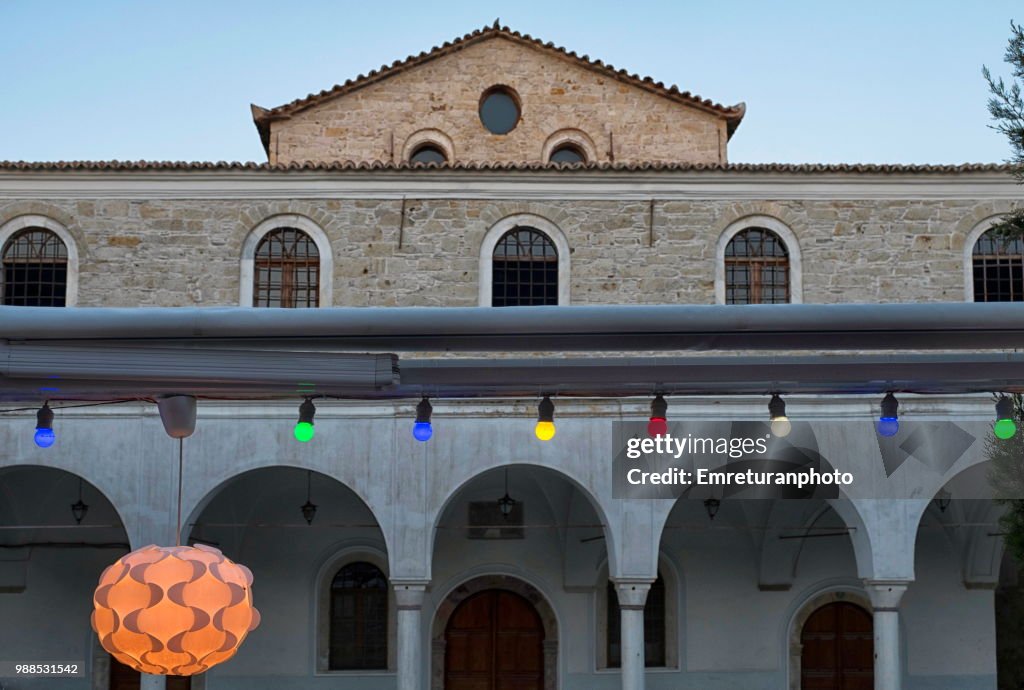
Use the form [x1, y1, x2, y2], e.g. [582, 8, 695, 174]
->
[535, 420, 556, 441]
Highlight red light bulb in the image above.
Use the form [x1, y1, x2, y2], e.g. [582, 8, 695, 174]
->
[647, 417, 668, 438]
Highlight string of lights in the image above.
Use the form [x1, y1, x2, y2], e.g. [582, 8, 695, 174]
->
[6, 392, 1018, 449]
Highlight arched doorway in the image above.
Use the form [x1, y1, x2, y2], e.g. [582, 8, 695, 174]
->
[445, 589, 544, 690]
[800, 601, 873, 689]
[432, 575, 558, 690]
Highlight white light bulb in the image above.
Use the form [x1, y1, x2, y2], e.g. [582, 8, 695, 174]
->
[770, 416, 792, 438]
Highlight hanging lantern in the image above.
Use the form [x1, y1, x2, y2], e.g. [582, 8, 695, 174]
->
[92, 543, 260, 676]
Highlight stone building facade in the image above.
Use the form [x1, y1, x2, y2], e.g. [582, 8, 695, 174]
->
[0, 22, 1022, 690]
[0, 181, 1017, 309]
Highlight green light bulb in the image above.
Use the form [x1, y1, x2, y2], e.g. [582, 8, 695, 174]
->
[294, 421, 315, 443]
[994, 418, 1017, 440]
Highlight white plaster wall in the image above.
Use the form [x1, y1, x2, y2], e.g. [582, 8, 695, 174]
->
[904, 524, 998, 678]
[0, 399, 1004, 689]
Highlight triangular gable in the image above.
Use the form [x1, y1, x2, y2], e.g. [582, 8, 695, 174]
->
[252, 21, 745, 154]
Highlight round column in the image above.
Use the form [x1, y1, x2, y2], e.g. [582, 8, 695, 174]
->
[395, 582, 428, 690]
[866, 580, 909, 690]
[614, 580, 652, 690]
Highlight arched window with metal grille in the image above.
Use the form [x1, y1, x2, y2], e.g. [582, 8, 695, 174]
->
[491, 227, 559, 307]
[724, 227, 791, 304]
[329, 561, 389, 670]
[1, 228, 69, 306]
[252, 228, 320, 308]
[972, 229, 1024, 302]
[606, 573, 667, 668]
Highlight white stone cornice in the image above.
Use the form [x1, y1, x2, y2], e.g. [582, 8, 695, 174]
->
[0, 169, 1021, 200]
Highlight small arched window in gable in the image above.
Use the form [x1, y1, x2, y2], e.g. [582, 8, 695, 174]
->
[549, 143, 586, 164]
[253, 228, 320, 308]
[607, 573, 666, 667]
[972, 229, 1024, 302]
[724, 227, 790, 304]
[491, 227, 558, 307]
[410, 143, 448, 165]
[1, 228, 69, 306]
[329, 561, 388, 670]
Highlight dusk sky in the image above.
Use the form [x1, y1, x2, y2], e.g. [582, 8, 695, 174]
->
[1, 0, 1020, 164]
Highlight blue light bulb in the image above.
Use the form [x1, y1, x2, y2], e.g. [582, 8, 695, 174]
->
[34, 427, 56, 448]
[876, 417, 899, 437]
[413, 421, 433, 442]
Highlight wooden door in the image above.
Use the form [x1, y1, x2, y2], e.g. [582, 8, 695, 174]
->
[109, 656, 192, 690]
[445, 590, 545, 690]
[801, 602, 873, 690]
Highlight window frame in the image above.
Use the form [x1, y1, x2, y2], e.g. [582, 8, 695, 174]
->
[240, 214, 333, 307]
[409, 143, 449, 165]
[252, 227, 322, 308]
[548, 143, 587, 165]
[714, 216, 802, 305]
[315, 547, 395, 675]
[723, 227, 791, 305]
[478, 85, 522, 135]
[0, 215, 79, 307]
[402, 129, 456, 164]
[490, 227, 560, 307]
[964, 215, 1023, 302]
[479, 214, 571, 306]
[328, 561, 390, 671]
[541, 129, 598, 164]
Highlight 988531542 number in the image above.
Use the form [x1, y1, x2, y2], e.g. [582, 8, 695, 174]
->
[7, 662, 82, 676]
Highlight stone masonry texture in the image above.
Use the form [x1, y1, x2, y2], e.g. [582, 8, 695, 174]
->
[0, 196, 1013, 308]
[268, 36, 728, 165]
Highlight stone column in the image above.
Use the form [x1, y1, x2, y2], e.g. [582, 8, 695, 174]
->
[140, 675, 166, 690]
[865, 581, 908, 690]
[614, 581, 652, 690]
[395, 582, 428, 690]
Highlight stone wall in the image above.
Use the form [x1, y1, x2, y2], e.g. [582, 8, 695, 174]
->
[0, 195, 1010, 308]
[268, 36, 728, 165]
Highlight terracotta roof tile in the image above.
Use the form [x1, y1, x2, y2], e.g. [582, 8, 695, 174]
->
[0, 160, 1012, 174]
[250, 22, 747, 152]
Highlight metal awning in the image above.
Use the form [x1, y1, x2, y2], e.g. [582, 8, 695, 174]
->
[1, 352, 1022, 401]
[1, 303, 1023, 402]
[2, 303, 1023, 351]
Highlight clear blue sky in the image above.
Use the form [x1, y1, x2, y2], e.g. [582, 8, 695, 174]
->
[1, 0, 1020, 164]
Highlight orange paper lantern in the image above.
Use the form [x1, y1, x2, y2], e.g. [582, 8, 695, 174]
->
[91, 544, 260, 676]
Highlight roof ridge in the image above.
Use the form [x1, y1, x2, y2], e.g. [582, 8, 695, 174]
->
[249, 22, 746, 152]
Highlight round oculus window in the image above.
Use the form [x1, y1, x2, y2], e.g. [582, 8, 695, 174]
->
[479, 87, 520, 135]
